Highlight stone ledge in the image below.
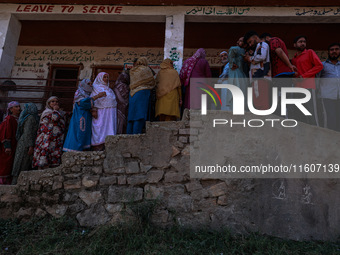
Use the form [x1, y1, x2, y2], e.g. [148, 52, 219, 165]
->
[0, 111, 339, 241]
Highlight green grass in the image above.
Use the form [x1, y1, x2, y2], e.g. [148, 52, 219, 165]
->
[0, 216, 339, 255]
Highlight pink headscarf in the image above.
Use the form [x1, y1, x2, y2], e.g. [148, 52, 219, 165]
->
[179, 48, 206, 87]
[5, 101, 20, 117]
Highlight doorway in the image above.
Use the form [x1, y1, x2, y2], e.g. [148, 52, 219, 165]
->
[48, 64, 81, 111]
[92, 65, 123, 89]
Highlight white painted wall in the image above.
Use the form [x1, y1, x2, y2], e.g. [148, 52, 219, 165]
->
[0, 13, 21, 78]
[164, 14, 185, 72]
[11, 46, 226, 81]
[11, 46, 328, 82]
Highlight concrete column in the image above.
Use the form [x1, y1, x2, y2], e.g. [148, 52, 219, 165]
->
[0, 13, 21, 78]
[163, 14, 185, 73]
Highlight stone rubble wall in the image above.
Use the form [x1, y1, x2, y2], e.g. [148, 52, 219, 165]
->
[0, 110, 339, 241]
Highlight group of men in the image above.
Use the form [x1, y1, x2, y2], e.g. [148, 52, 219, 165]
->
[219, 31, 340, 132]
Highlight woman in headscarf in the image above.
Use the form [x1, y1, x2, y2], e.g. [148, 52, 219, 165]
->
[0, 80, 17, 123]
[11, 103, 39, 184]
[224, 37, 249, 111]
[155, 59, 182, 121]
[179, 48, 211, 109]
[63, 79, 106, 152]
[113, 71, 130, 134]
[127, 57, 155, 134]
[90, 72, 117, 151]
[33, 96, 65, 169]
[0, 101, 20, 184]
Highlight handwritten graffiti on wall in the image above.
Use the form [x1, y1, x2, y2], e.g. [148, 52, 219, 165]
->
[186, 7, 250, 16]
[12, 46, 167, 80]
[7, 4, 340, 17]
[14, 47, 165, 67]
[272, 180, 287, 200]
[185, 6, 340, 17]
[295, 8, 340, 16]
[169, 47, 181, 71]
[302, 184, 313, 204]
[169, 47, 180, 62]
[13, 46, 328, 79]
[101, 49, 164, 64]
[17, 49, 96, 63]
[12, 46, 328, 82]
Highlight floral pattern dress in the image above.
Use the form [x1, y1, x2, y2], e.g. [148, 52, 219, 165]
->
[33, 111, 65, 168]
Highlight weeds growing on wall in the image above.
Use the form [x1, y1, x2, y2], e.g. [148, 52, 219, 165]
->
[0, 216, 339, 255]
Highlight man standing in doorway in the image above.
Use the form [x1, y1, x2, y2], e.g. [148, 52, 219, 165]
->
[291, 35, 323, 125]
[318, 42, 340, 131]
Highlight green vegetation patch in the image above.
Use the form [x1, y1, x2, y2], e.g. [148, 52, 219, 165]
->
[0, 217, 339, 255]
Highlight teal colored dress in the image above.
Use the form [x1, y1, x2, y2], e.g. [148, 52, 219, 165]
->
[225, 46, 249, 109]
[63, 98, 93, 152]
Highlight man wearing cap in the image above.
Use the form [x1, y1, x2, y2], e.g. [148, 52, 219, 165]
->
[218, 51, 229, 83]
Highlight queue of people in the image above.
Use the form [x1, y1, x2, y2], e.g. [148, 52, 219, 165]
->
[217, 32, 340, 130]
[1, 37, 340, 184]
[0, 57, 184, 184]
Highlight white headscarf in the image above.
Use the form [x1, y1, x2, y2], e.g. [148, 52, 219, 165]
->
[91, 72, 117, 109]
[40, 96, 58, 121]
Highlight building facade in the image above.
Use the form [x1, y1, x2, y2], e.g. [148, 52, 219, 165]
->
[0, 1, 340, 110]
